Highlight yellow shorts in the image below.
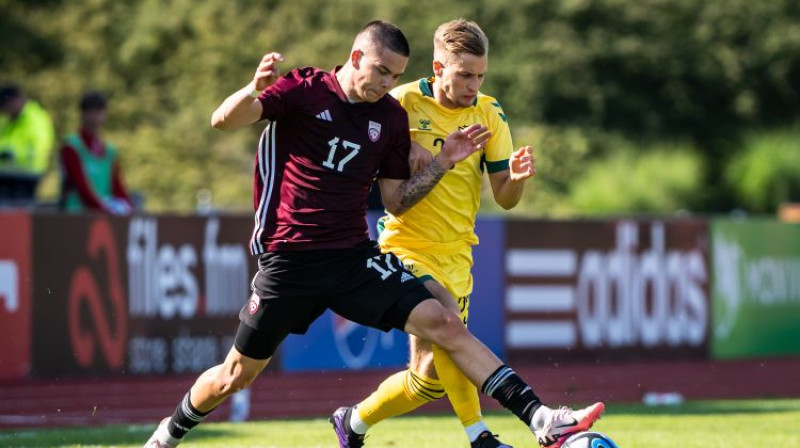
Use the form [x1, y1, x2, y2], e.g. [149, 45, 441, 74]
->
[383, 247, 473, 324]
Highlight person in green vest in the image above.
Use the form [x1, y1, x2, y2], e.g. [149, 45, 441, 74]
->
[59, 91, 133, 214]
[0, 84, 55, 176]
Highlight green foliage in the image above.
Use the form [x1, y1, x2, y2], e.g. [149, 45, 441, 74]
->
[569, 141, 704, 215]
[725, 126, 800, 212]
[481, 125, 595, 216]
[3, 0, 799, 212]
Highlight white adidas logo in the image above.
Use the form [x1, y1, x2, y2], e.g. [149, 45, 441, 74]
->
[315, 109, 332, 122]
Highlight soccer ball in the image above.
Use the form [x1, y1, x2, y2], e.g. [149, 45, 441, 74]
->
[561, 431, 619, 448]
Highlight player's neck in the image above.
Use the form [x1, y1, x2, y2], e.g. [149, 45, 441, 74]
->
[431, 80, 461, 110]
[335, 66, 364, 103]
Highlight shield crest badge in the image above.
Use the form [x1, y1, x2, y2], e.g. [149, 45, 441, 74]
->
[368, 120, 382, 142]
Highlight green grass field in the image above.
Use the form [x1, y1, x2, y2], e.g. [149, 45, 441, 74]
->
[2, 399, 799, 448]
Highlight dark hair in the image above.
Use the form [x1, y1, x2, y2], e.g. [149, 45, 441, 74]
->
[79, 91, 108, 111]
[358, 20, 410, 57]
[0, 84, 22, 108]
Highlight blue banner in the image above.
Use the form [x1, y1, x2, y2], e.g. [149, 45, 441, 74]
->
[469, 217, 506, 358]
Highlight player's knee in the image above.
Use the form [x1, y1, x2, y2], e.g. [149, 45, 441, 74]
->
[424, 308, 466, 348]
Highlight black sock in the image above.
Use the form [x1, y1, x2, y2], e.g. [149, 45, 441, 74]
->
[167, 391, 213, 439]
[481, 365, 543, 425]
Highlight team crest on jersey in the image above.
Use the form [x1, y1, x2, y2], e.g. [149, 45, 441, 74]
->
[368, 120, 382, 142]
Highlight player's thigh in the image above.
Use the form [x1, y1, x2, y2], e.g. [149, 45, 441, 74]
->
[422, 278, 460, 316]
[401, 252, 470, 324]
[403, 297, 468, 349]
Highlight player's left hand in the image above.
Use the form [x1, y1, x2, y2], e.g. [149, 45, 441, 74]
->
[409, 141, 433, 174]
[509, 145, 536, 181]
[437, 124, 491, 169]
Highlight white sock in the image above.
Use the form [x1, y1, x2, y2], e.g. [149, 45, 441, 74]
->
[350, 406, 370, 435]
[465, 420, 490, 442]
[531, 405, 553, 432]
[157, 421, 182, 446]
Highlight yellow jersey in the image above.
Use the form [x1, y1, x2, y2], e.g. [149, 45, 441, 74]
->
[379, 78, 513, 255]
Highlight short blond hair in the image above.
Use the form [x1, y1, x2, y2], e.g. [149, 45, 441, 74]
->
[434, 19, 488, 58]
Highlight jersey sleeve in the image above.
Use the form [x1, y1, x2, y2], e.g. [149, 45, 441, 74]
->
[377, 107, 411, 180]
[257, 68, 307, 122]
[483, 99, 514, 174]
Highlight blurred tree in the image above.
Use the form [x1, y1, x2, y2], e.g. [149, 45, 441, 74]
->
[568, 141, 704, 215]
[4, 0, 799, 213]
[725, 126, 800, 213]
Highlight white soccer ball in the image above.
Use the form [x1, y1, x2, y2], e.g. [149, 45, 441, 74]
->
[561, 431, 619, 448]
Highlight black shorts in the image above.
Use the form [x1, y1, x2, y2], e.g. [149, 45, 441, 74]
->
[235, 240, 432, 359]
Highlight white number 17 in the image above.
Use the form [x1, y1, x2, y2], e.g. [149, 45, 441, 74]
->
[323, 137, 361, 172]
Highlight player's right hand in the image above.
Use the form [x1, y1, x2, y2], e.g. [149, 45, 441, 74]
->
[253, 52, 285, 91]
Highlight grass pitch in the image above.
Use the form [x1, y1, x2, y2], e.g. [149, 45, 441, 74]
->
[1, 399, 798, 447]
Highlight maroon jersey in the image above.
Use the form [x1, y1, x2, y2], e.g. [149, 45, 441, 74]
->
[250, 67, 411, 254]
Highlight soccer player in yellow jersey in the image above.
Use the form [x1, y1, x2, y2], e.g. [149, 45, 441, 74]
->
[332, 19, 543, 448]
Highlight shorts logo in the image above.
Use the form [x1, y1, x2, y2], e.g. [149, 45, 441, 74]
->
[247, 296, 260, 315]
[368, 121, 382, 142]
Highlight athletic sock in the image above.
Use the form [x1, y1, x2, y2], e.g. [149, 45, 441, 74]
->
[350, 405, 370, 434]
[465, 420, 490, 442]
[432, 343, 482, 427]
[167, 391, 213, 439]
[481, 365, 543, 426]
[357, 369, 444, 427]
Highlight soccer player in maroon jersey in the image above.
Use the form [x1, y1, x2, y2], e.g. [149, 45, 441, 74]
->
[144, 20, 603, 448]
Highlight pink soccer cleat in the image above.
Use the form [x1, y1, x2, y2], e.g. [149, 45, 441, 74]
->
[535, 402, 605, 448]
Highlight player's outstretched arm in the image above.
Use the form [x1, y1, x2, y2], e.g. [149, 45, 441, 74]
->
[380, 124, 491, 215]
[489, 145, 536, 210]
[211, 52, 284, 131]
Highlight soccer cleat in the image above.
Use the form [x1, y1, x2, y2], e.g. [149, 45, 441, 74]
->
[329, 406, 366, 448]
[471, 430, 513, 448]
[144, 417, 179, 448]
[535, 402, 605, 448]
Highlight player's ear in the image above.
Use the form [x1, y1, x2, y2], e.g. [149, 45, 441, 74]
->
[351, 50, 363, 68]
[433, 60, 444, 77]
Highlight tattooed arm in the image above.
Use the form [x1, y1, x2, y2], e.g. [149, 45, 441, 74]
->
[379, 124, 491, 216]
[379, 155, 449, 215]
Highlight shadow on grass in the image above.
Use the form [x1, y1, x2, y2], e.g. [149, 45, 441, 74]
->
[0, 422, 237, 448]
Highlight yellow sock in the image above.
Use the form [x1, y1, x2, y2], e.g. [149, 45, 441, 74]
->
[357, 370, 445, 426]
[433, 343, 482, 427]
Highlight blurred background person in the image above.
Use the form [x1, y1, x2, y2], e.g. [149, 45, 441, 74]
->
[59, 91, 133, 214]
[0, 83, 55, 205]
